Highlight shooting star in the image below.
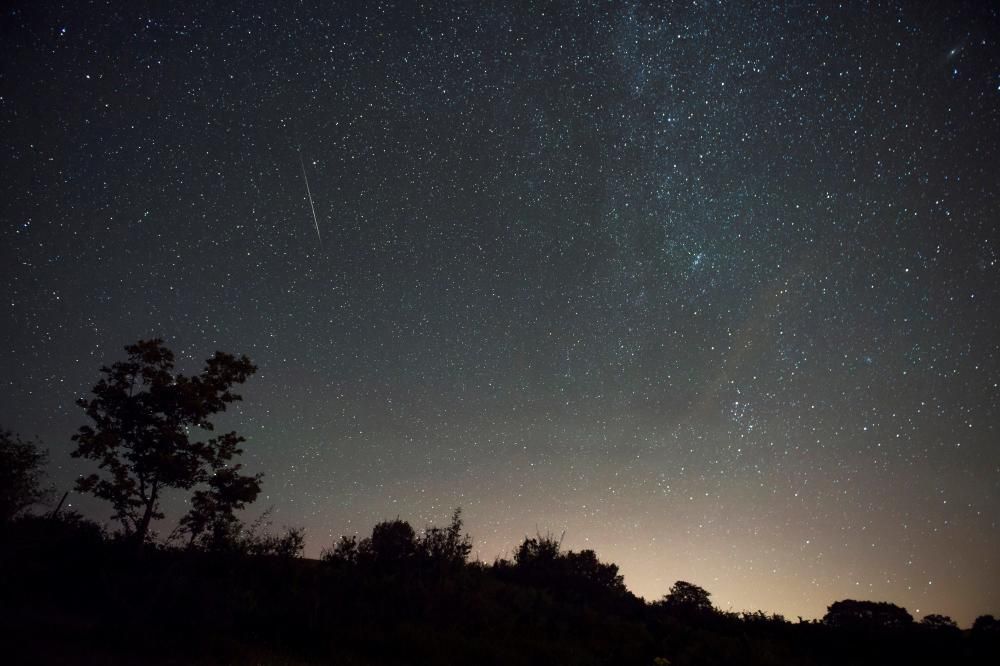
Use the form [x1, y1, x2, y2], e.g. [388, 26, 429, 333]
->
[299, 152, 322, 246]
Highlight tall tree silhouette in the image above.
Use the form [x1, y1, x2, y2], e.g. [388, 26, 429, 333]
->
[0, 429, 52, 523]
[71, 339, 258, 544]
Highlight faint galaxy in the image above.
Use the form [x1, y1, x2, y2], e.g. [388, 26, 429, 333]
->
[1, 1, 998, 625]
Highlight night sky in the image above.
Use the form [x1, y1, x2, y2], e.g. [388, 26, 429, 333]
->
[2, 1, 998, 625]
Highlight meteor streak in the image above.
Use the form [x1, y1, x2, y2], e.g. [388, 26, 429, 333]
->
[299, 153, 321, 245]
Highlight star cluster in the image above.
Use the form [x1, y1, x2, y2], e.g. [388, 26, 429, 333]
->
[1, 1, 998, 624]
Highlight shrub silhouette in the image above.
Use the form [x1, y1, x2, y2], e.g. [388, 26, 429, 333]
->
[419, 507, 473, 569]
[499, 532, 628, 606]
[3, 510, 104, 557]
[514, 532, 563, 570]
[0, 429, 53, 523]
[323, 509, 474, 576]
[321, 534, 361, 565]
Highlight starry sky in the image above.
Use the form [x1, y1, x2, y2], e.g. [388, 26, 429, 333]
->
[2, 1, 998, 625]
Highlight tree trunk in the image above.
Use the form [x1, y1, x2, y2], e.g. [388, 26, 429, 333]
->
[134, 484, 159, 549]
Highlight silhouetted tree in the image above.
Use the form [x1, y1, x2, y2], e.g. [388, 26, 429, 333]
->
[658, 580, 715, 618]
[322, 534, 361, 565]
[921, 613, 959, 631]
[0, 429, 52, 523]
[323, 510, 472, 572]
[968, 614, 1000, 666]
[242, 524, 306, 559]
[973, 614, 1000, 635]
[514, 532, 563, 570]
[507, 532, 627, 600]
[659, 580, 714, 616]
[419, 507, 472, 568]
[823, 599, 913, 630]
[562, 549, 626, 593]
[365, 518, 418, 566]
[180, 465, 263, 549]
[71, 339, 257, 544]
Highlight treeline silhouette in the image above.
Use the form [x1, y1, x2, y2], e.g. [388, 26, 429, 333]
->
[2, 340, 999, 665]
[3, 507, 999, 665]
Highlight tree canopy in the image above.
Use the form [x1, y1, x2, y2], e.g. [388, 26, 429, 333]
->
[823, 599, 914, 630]
[504, 533, 627, 600]
[922, 614, 960, 633]
[71, 339, 259, 544]
[660, 580, 714, 616]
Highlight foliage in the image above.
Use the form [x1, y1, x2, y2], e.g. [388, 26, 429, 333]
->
[0, 429, 53, 523]
[973, 614, 1000, 635]
[823, 599, 914, 630]
[322, 508, 473, 573]
[179, 506, 304, 559]
[368, 518, 418, 565]
[3, 510, 997, 666]
[513, 531, 563, 568]
[658, 580, 715, 616]
[921, 613, 959, 631]
[420, 507, 473, 568]
[180, 466, 264, 550]
[2, 510, 105, 556]
[322, 534, 361, 565]
[71, 339, 258, 544]
[499, 532, 628, 603]
[241, 524, 306, 559]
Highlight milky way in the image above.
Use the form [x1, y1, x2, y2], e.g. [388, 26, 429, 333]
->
[1, 1, 998, 625]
